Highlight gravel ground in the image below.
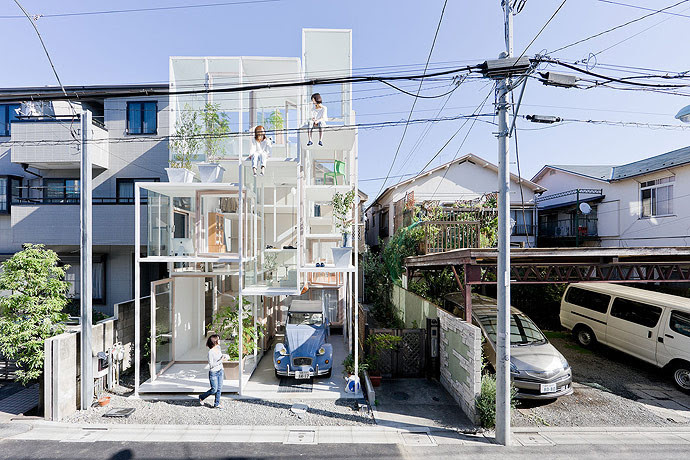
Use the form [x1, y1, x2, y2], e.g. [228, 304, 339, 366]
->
[512, 331, 690, 428]
[63, 384, 373, 426]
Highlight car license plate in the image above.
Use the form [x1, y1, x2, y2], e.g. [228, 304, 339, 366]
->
[540, 383, 557, 394]
[295, 371, 311, 379]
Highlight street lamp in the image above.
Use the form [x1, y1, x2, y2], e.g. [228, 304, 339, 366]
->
[675, 105, 690, 123]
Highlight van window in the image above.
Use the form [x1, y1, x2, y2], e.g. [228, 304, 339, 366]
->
[610, 298, 662, 328]
[565, 287, 611, 313]
[670, 311, 690, 338]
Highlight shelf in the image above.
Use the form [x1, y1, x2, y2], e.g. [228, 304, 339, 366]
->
[305, 185, 352, 202]
[305, 233, 341, 239]
[140, 254, 241, 263]
[264, 248, 297, 253]
[300, 265, 356, 273]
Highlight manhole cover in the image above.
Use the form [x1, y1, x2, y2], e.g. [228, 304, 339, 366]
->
[285, 430, 317, 445]
[401, 432, 436, 447]
[392, 391, 410, 401]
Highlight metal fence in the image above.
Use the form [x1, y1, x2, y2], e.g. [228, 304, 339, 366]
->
[419, 220, 481, 254]
[368, 328, 426, 378]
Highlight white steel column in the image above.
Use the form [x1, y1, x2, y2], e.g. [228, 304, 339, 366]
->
[353, 128, 359, 380]
[134, 184, 141, 397]
[80, 110, 93, 409]
[496, 0, 513, 447]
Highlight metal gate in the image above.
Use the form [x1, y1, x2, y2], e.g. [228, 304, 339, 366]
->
[369, 328, 426, 378]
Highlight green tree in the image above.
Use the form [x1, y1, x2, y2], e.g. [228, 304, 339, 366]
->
[169, 104, 202, 169]
[201, 102, 230, 163]
[0, 244, 69, 384]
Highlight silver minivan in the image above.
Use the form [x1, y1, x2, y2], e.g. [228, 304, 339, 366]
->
[560, 283, 690, 392]
[445, 293, 573, 400]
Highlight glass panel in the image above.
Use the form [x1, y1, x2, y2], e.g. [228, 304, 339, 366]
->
[152, 280, 173, 377]
[65, 180, 80, 203]
[670, 311, 690, 338]
[128, 102, 142, 134]
[143, 102, 157, 134]
[655, 185, 672, 215]
[641, 188, 652, 217]
[611, 298, 662, 328]
[565, 287, 611, 313]
[147, 191, 172, 257]
[477, 313, 547, 345]
[0, 106, 6, 136]
[0, 178, 6, 212]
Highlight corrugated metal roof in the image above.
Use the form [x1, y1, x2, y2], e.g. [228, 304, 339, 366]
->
[612, 145, 690, 180]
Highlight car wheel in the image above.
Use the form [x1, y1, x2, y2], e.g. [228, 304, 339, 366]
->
[574, 325, 596, 348]
[671, 362, 690, 392]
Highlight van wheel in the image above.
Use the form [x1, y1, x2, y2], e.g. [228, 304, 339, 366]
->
[671, 362, 690, 392]
[574, 326, 596, 348]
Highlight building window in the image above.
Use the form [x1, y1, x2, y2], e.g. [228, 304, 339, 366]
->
[116, 178, 159, 203]
[379, 210, 389, 238]
[0, 104, 20, 137]
[127, 101, 157, 134]
[641, 176, 674, 217]
[65, 258, 106, 304]
[44, 179, 80, 203]
[510, 209, 534, 236]
[1, 176, 22, 212]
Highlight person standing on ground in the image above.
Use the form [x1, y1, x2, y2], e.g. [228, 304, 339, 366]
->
[250, 125, 272, 176]
[199, 334, 227, 408]
[307, 93, 327, 147]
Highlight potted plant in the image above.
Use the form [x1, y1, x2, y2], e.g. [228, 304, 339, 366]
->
[342, 353, 368, 377]
[197, 103, 229, 183]
[208, 297, 264, 380]
[365, 333, 402, 387]
[330, 189, 356, 267]
[167, 104, 200, 183]
[266, 109, 285, 145]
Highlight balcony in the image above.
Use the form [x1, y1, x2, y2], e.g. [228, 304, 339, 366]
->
[539, 217, 598, 239]
[10, 117, 109, 170]
[10, 199, 146, 246]
[418, 220, 481, 255]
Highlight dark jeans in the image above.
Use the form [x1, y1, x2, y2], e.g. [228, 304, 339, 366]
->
[200, 369, 223, 407]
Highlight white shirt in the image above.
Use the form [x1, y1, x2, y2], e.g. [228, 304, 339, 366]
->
[311, 105, 328, 126]
[249, 137, 272, 158]
[208, 346, 224, 372]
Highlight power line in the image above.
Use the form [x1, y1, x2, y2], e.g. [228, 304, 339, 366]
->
[515, 0, 568, 62]
[550, 0, 690, 54]
[374, 0, 449, 201]
[0, 0, 284, 20]
[596, 0, 690, 19]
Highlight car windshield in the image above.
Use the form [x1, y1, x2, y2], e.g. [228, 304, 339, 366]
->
[477, 313, 547, 346]
[288, 312, 323, 326]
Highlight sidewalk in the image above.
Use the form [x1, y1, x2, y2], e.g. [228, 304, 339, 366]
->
[4, 420, 690, 446]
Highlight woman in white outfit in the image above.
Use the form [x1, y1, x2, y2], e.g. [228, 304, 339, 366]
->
[307, 93, 327, 147]
[250, 125, 272, 176]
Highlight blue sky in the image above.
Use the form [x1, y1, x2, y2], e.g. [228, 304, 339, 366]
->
[2, 0, 690, 201]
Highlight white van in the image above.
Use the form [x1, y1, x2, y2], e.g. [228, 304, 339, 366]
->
[560, 283, 690, 392]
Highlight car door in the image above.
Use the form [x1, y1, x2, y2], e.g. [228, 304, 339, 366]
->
[657, 309, 690, 367]
[606, 297, 662, 364]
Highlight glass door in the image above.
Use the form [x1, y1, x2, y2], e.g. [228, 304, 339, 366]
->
[150, 278, 174, 380]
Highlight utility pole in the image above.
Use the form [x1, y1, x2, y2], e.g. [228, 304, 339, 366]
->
[80, 110, 93, 410]
[495, 0, 513, 446]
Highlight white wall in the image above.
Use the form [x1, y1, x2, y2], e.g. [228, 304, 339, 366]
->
[174, 277, 204, 359]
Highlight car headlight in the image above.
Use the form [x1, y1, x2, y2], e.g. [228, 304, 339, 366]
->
[279, 347, 288, 356]
[317, 347, 326, 356]
[510, 361, 519, 375]
[559, 356, 569, 370]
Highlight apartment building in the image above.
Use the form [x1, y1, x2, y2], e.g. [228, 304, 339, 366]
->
[0, 85, 169, 315]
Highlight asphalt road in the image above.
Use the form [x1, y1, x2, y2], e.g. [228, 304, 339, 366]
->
[1, 440, 689, 460]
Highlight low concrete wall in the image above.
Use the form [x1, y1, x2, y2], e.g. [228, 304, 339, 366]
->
[391, 284, 482, 424]
[43, 298, 150, 421]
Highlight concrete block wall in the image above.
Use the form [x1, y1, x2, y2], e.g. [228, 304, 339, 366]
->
[114, 297, 151, 372]
[437, 307, 482, 425]
[390, 284, 482, 424]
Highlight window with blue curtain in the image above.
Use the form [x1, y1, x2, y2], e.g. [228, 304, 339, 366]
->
[127, 101, 157, 134]
[0, 104, 20, 137]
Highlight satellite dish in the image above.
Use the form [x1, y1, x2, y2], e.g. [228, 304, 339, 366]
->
[579, 202, 592, 214]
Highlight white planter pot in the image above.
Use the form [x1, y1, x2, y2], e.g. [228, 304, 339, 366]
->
[165, 167, 195, 183]
[331, 247, 352, 268]
[197, 163, 225, 183]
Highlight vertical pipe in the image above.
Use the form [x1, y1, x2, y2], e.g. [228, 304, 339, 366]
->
[80, 110, 93, 409]
[134, 184, 141, 397]
[495, 0, 513, 447]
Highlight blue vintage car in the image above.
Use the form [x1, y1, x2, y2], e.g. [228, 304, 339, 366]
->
[274, 300, 332, 379]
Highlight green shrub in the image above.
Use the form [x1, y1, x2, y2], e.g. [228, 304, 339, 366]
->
[476, 373, 517, 428]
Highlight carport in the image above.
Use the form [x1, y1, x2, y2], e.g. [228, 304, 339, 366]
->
[405, 247, 690, 322]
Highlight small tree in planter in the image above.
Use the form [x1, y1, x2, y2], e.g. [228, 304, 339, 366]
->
[198, 103, 230, 182]
[263, 252, 278, 286]
[342, 353, 368, 377]
[167, 104, 201, 182]
[0, 245, 69, 388]
[208, 297, 264, 379]
[365, 333, 402, 387]
[266, 109, 285, 144]
[331, 189, 356, 267]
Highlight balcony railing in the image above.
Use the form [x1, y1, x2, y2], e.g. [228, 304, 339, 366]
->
[512, 224, 535, 236]
[419, 220, 481, 254]
[539, 217, 598, 238]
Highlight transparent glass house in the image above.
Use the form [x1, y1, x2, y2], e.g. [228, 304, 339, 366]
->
[133, 29, 360, 395]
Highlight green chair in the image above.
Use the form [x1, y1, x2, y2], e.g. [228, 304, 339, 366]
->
[324, 160, 346, 185]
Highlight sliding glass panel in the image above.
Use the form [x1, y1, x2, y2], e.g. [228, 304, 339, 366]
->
[151, 279, 174, 378]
